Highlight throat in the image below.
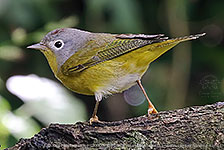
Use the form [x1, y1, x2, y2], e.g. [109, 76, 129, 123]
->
[42, 51, 58, 74]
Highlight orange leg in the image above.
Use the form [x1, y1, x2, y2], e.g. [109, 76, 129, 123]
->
[89, 100, 100, 124]
[136, 80, 158, 115]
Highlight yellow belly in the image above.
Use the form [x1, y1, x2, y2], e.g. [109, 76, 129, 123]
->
[56, 41, 178, 96]
[57, 49, 150, 96]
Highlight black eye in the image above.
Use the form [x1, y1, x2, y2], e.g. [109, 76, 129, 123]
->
[54, 41, 63, 48]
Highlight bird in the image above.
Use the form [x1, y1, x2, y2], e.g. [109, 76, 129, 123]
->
[27, 28, 205, 124]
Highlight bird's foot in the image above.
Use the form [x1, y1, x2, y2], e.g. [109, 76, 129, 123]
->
[147, 107, 159, 119]
[89, 115, 102, 125]
[147, 107, 158, 115]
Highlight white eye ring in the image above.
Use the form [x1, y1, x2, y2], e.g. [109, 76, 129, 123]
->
[53, 40, 64, 50]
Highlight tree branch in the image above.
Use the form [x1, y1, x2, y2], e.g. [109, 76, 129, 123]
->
[7, 102, 224, 150]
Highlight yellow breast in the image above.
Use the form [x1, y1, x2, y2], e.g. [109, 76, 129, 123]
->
[56, 47, 151, 96]
[53, 40, 179, 96]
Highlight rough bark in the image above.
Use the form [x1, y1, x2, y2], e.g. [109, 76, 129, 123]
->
[7, 102, 224, 150]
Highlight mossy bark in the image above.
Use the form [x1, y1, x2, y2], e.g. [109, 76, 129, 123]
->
[7, 102, 224, 150]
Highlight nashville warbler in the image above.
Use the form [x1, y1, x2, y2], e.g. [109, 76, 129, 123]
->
[27, 28, 205, 124]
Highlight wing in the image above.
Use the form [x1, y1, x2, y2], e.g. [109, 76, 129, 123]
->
[61, 33, 166, 75]
[61, 33, 205, 75]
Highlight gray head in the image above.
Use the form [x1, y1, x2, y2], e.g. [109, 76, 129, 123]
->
[27, 28, 91, 67]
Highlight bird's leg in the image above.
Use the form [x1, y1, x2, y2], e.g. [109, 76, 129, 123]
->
[89, 95, 101, 124]
[136, 80, 158, 115]
[89, 100, 100, 124]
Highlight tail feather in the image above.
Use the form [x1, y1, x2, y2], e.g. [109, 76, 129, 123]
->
[170, 33, 206, 42]
[151, 33, 206, 49]
[146, 33, 206, 63]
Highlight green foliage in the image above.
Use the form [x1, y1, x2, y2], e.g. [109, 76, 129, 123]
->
[0, 96, 11, 149]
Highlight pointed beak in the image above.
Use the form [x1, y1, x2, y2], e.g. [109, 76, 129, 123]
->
[27, 43, 48, 51]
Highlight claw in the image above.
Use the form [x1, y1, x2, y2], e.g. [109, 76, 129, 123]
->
[89, 115, 101, 125]
[148, 107, 158, 116]
[148, 107, 154, 114]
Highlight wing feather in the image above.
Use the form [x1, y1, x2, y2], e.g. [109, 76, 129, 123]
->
[61, 33, 205, 75]
[63, 38, 162, 74]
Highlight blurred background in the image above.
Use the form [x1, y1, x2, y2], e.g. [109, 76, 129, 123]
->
[0, 0, 223, 148]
